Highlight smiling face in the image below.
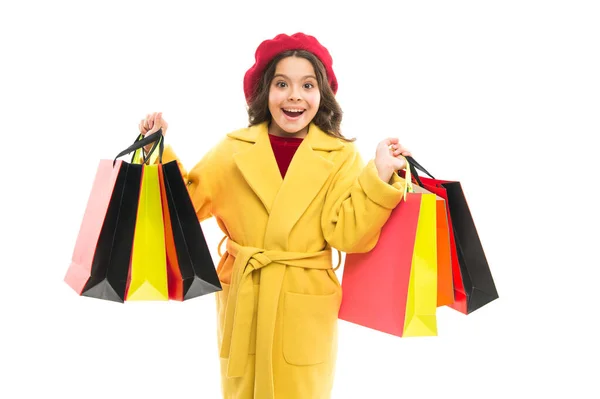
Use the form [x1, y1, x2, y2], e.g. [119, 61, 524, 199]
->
[267, 56, 321, 138]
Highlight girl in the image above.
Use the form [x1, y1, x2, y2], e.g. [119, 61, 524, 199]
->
[139, 32, 411, 399]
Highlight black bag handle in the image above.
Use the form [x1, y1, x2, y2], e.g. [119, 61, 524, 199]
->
[113, 129, 164, 166]
[404, 155, 435, 187]
[139, 132, 164, 165]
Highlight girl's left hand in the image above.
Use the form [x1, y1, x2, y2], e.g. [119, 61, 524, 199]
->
[374, 138, 412, 182]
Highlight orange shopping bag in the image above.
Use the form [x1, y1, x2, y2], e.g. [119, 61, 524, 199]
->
[412, 185, 454, 307]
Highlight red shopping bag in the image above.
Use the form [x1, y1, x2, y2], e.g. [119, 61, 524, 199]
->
[338, 171, 438, 337]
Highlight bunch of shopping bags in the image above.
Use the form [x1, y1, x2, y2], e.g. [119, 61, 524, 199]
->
[338, 156, 498, 336]
[64, 131, 221, 303]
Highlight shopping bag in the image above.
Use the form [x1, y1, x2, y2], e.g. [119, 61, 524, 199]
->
[433, 192, 454, 307]
[401, 166, 466, 311]
[158, 164, 184, 301]
[67, 130, 221, 302]
[405, 156, 499, 314]
[80, 162, 143, 302]
[125, 162, 169, 301]
[402, 193, 438, 336]
[136, 134, 220, 300]
[64, 159, 124, 295]
[66, 132, 161, 302]
[412, 185, 454, 307]
[161, 160, 222, 299]
[338, 167, 438, 337]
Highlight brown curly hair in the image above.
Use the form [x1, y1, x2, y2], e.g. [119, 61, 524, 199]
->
[246, 50, 355, 142]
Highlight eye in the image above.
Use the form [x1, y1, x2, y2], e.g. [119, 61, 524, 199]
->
[275, 81, 287, 88]
[303, 83, 315, 89]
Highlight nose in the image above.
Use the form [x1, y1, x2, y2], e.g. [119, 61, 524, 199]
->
[288, 85, 302, 101]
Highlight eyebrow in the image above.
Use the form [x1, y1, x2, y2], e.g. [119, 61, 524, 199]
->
[273, 73, 317, 80]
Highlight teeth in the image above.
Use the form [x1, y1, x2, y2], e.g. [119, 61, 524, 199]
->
[283, 108, 304, 113]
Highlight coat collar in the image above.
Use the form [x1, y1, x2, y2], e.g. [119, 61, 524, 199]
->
[227, 121, 344, 151]
[229, 122, 344, 249]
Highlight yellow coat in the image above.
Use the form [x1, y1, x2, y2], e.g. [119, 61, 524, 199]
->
[163, 121, 406, 399]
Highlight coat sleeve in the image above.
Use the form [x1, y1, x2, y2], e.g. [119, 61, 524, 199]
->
[321, 145, 406, 253]
[162, 144, 214, 223]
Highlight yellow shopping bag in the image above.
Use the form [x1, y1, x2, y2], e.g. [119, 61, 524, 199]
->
[402, 193, 438, 336]
[126, 152, 168, 301]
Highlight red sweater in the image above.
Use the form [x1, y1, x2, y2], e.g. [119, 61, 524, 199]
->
[269, 133, 304, 178]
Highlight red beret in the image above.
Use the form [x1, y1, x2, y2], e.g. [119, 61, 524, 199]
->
[243, 32, 338, 103]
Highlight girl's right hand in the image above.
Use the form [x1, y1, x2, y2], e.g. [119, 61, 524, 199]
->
[139, 112, 168, 154]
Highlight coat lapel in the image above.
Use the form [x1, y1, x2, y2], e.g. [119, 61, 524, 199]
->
[231, 123, 283, 214]
[266, 124, 344, 249]
[230, 122, 345, 249]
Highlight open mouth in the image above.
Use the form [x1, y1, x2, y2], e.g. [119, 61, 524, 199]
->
[282, 108, 305, 118]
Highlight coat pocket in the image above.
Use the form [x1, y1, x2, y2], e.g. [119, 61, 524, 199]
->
[216, 281, 259, 355]
[282, 291, 341, 366]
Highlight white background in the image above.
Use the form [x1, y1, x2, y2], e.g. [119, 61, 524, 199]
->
[1, 0, 599, 397]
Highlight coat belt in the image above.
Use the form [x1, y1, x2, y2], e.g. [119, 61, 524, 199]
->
[218, 237, 340, 381]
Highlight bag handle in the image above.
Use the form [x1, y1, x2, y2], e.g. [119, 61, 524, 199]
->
[113, 129, 164, 166]
[399, 156, 414, 201]
[404, 155, 435, 187]
[137, 133, 164, 165]
[134, 130, 164, 165]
